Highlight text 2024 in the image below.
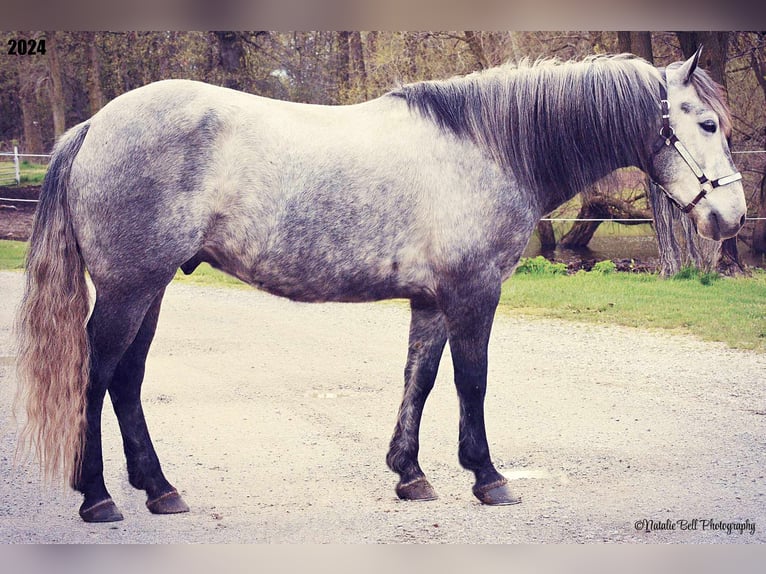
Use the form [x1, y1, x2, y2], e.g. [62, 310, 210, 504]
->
[7, 38, 47, 56]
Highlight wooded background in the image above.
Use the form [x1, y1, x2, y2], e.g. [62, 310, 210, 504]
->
[1, 31, 765, 265]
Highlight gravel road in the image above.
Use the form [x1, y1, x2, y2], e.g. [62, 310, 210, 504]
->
[1, 270, 764, 543]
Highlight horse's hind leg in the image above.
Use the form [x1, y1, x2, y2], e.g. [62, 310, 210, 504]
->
[75, 285, 166, 522]
[386, 298, 447, 501]
[108, 288, 189, 515]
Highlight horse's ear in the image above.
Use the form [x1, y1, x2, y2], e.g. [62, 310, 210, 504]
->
[678, 45, 703, 84]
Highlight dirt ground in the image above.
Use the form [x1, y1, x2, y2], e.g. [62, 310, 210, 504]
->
[1, 269, 765, 543]
[0, 186, 38, 241]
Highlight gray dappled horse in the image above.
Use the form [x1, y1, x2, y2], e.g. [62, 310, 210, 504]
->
[15, 49, 746, 522]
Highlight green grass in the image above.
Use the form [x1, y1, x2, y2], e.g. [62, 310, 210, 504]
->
[0, 160, 48, 186]
[501, 268, 766, 352]
[0, 239, 27, 270]
[2, 239, 764, 352]
[171, 262, 248, 288]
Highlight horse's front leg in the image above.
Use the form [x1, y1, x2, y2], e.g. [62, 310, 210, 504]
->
[386, 298, 448, 500]
[440, 275, 521, 506]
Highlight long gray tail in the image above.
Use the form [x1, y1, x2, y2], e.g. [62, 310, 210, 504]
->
[14, 121, 92, 485]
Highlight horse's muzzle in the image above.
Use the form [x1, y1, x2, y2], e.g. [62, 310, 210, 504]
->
[701, 210, 745, 242]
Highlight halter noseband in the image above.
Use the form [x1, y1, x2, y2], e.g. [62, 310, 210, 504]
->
[652, 79, 742, 214]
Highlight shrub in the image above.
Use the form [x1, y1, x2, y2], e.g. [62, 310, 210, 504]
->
[515, 256, 567, 276]
[592, 260, 617, 275]
[672, 266, 720, 285]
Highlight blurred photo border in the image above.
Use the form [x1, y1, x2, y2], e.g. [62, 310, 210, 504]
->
[2, 0, 765, 570]
[1, 0, 763, 31]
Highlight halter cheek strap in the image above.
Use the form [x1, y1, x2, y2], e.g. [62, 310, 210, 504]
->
[653, 80, 742, 214]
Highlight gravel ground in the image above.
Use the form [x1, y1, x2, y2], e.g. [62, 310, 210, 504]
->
[1, 270, 764, 543]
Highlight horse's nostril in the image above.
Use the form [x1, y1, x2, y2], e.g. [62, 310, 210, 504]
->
[740, 214, 746, 228]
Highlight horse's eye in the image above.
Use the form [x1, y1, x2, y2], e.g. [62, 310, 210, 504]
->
[700, 120, 717, 134]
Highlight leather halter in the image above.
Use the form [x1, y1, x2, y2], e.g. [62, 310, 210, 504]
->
[652, 80, 742, 214]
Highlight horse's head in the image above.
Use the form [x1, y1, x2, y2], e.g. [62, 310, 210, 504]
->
[650, 48, 746, 241]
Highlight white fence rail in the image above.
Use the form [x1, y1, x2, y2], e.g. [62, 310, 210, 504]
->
[0, 147, 21, 185]
[0, 149, 51, 186]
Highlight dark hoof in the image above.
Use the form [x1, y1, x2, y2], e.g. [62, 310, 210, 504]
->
[146, 489, 190, 514]
[79, 498, 124, 522]
[395, 477, 438, 501]
[473, 479, 522, 506]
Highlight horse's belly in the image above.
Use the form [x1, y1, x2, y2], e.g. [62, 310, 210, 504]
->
[249, 254, 426, 303]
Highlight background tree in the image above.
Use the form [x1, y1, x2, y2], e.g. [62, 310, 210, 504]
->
[213, 31, 246, 91]
[336, 31, 351, 98]
[45, 31, 66, 139]
[15, 52, 45, 155]
[731, 33, 766, 256]
[84, 32, 104, 116]
[348, 32, 367, 99]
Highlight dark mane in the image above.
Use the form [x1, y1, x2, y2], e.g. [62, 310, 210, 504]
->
[391, 55, 664, 208]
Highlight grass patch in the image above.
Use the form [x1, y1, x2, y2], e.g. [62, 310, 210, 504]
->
[2, 239, 764, 352]
[0, 239, 27, 270]
[514, 255, 567, 276]
[502, 268, 766, 352]
[0, 160, 48, 186]
[171, 262, 248, 289]
[0, 241, 243, 288]
[671, 265, 720, 285]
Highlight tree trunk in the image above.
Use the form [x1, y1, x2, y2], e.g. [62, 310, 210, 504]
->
[366, 31, 378, 59]
[617, 31, 653, 60]
[677, 32, 729, 83]
[649, 183, 684, 276]
[349, 32, 367, 99]
[337, 31, 351, 99]
[16, 59, 44, 154]
[748, 39, 766, 255]
[46, 31, 67, 139]
[559, 194, 614, 248]
[718, 235, 747, 274]
[19, 99, 43, 155]
[463, 31, 489, 70]
[753, 173, 766, 254]
[85, 32, 104, 116]
[404, 32, 419, 80]
[536, 220, 556, 251]
[649, 183, 726, 275]
[214, 31, 245, 90]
